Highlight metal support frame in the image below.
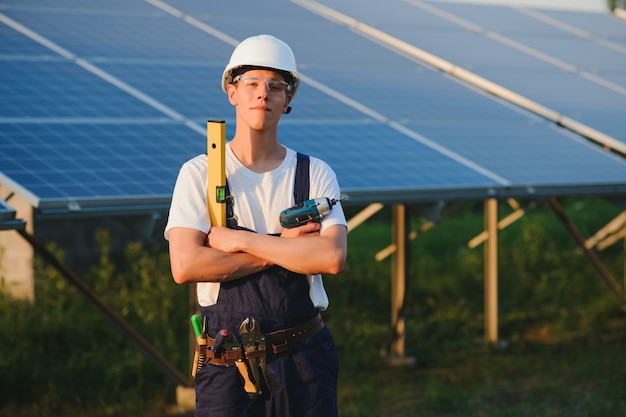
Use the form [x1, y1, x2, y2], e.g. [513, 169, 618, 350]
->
[349, 202, 455, 361]
[349, 196, 626, 358]
[478, 197, 626, 345]
[16, 228, 191, 387]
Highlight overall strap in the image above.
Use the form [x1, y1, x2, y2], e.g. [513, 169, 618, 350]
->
[294, 152, 310, 204]
[224, 152, 310, 230]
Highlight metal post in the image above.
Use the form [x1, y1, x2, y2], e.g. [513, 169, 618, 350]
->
[389, 204, 415, 366]
[484, 199, 498, 343]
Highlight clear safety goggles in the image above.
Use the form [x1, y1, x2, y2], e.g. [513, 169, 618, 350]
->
[232, 75, 292, 94]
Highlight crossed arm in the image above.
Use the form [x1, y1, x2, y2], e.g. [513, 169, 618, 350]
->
[168, 223, 347, 284]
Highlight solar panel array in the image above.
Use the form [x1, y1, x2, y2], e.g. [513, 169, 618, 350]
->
[1, 0, 626, 218]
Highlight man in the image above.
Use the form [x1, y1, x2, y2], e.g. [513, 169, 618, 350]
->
[165, 34, 348, 417]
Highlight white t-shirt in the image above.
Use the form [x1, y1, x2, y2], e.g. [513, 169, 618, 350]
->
[164, 144, 346, 309]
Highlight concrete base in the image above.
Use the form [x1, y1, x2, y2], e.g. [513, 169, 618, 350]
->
[0, 189, 34, 301]
[176, 386, 195, 411]
[387, 355, 417, 367]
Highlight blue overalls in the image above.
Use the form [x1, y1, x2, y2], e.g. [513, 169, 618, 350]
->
[195, 154, 339, 417]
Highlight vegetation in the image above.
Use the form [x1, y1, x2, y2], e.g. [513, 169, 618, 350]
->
[1, 198, 625, 416]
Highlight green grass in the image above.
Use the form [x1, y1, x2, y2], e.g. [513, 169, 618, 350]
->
[1, 198, 625, 416]
[330, 199, 626, 416]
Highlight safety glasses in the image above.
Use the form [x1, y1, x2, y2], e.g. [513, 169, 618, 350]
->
[233, 75, 291, 94]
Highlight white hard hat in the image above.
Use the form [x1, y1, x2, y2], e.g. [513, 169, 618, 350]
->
[222, 34, 300, 97]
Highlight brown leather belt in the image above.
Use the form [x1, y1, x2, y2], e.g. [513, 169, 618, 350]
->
[201, 313, 324, 367]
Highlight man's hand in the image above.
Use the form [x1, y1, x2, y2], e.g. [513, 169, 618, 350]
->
[280, 222, 320, 238]
[207, 226, 244, 253]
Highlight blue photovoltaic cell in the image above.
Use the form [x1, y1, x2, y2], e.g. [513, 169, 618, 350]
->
[313, 0, 626, 146]
[474, 69, 626, 142]
[0, 19, 51, 56]
[0, 60, 165, 119]
[427, 3, 626, 73]
[414, 121, 626, 185]
[1, 0, 151, 11]
[539, 9, 626, 41]
[3, 7, 228, 61]
[0, 122, 206, 209]
[1, 0, 626, 216]
[98, 62, 228, 122]
[279, 122, 498, 191]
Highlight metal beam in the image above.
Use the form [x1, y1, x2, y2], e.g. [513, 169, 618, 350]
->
[547, 197, 624, 302]
[584, 211, 626, 250]
[347, 203, 384, 232]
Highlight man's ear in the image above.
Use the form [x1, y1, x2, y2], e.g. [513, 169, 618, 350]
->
[227, 84, 237, 106]
[283, 95, 293, 113]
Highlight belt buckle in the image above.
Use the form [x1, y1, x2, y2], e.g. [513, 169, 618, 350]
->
[271, 340, 290, 356]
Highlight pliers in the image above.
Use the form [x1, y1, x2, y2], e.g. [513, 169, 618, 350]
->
[240, 317, 270, 394]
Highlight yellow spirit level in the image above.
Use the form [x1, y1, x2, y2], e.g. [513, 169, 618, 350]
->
[207, 120, 226, 227]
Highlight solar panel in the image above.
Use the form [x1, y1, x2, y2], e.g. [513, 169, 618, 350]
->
[312, 0, 626, 146]
[1, 0, 626, 218]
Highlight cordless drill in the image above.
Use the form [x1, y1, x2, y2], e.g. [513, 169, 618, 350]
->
[279, 197, 344, 229]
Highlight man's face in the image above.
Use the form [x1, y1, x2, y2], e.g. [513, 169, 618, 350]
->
[227, 69, 293, 131]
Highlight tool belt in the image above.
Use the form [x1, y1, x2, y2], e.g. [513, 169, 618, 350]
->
[199, 313, 323, 366]
[193, 313, 324, 398]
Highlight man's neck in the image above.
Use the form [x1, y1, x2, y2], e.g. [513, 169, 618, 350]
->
[229, 133, 286, 173]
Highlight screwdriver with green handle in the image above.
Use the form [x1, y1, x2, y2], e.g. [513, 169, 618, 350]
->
[191, 314, 203, 338]
[191, 314, 206, 378]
